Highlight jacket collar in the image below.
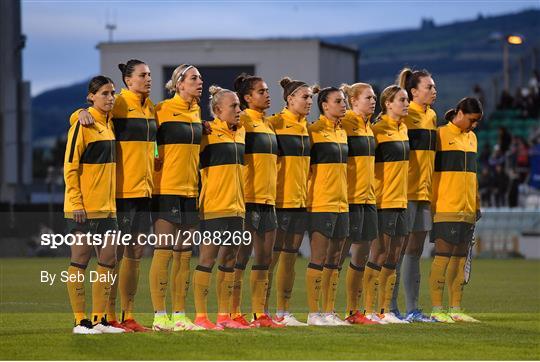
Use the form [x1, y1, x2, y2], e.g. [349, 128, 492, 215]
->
[88, 106, 110, 125]
[120, 88, 150, 108]
[346, 109, 370, 129]
[244, 108, 265, 124]
[380, 114, 401, 129]
[282, 107, 306, 124]
[173, 93, 198, 111]
[448, 121, 467, 134]
[320, 114, 342, 130]
[409, 101, 429, 114]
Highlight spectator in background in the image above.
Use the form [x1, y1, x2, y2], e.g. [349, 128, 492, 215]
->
[473, 84, 486, 110]
[528, 69, 539, 94]
[479, 142, 491, 169]
[515, 137, 530, 183]
[493, 164, 509, 207]
[508, 169, 520, 207]
[498, 126, 512, 154]
[529, 137, 540, 190]
[488, 144, 506, 170]
[478, 168, 493, 207]
[497, 90, 514, 110]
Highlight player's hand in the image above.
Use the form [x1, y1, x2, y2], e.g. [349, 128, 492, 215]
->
[73, 209, 87, 224]
[154, 157, 163, 172]
[202, 121, 212, 135]
[79, 109, 95, 126]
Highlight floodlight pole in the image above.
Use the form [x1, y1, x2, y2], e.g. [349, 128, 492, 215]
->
[503, 41, 509, 92]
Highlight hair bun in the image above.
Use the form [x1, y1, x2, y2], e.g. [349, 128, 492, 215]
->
[233, 74, 249, 92]
[209, 85, 223, 97]
[118, 63, 126, 73]
[339, 83, 351, 95]
[311, 84, 321, 95]
[279, 77, 292, 89]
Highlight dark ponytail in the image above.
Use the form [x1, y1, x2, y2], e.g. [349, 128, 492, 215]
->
[397, 67, 431, 101]
[233, 73, 263, 110]
[444, 97, 483, 122]
[118, 59, 146, 87]
[316, 87, 341, 114]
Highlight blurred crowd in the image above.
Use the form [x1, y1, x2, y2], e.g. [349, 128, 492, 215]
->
[496, 70, 540, 118]
[477, 70, 540, 208]
[478, 133, 540, 207]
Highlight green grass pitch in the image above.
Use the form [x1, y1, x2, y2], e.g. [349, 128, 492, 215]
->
[1, 257, 539, 360]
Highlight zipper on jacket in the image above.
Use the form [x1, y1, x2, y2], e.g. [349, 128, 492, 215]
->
[463, 136, 467, 213]
[146, 110, 151, 197]
[234, 132, 240, 216]
[266, 125, 274, 204]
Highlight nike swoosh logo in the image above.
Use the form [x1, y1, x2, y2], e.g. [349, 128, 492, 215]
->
[217, 134, 224, 137]
[285, 125, 293, 128]
[128, 108, 136, 112]
[252, 124, 260, 128]
[98, 130, 104, 134]
[352, 128, 359, 132]
[449, 141, 455, 145]
[173, 113, 182, 116]
[387, 133, 393, 136]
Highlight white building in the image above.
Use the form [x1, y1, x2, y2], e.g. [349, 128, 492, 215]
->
[98, 38, 358, 119]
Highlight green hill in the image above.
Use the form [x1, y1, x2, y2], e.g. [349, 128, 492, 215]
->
[324, 9, 540, 115]
[32, 9, 540, 144]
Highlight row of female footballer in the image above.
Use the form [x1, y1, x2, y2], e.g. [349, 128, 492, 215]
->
[63, 59, 483, 334]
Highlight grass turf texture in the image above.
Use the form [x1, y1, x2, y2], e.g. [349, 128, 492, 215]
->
[1, 258, 539, 360]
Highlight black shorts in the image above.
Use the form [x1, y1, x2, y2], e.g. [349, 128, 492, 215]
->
[151, 195, 199, 227]
[276, 208, 308, 234]
[201, 217, 244, 234]
[309, 212, 349, 239]
[377, 208, 409, 237]
[349, 204, 378, 243]
[245, 203, 278, 234]
[430, 222, 475, 245]
[65, 217, 118, 235]
[117, 197, 151, 235]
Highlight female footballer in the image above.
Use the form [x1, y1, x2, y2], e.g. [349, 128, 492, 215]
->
[389, 68, 438, 322]
[149, 64, 204, 331]
[305, 86, 350, 326]
[267, 77, 314, 326]
[363, 85, 410, 324]
[73, 59, 156, 332]
[429, 97, 483, 323]
[193, 85, 249, 330]
[231, 74, 283, 328]
[338, 82, 379, 325]
[64, 76, 124, 334]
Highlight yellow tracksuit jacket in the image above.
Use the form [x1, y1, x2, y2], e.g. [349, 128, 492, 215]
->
[307, 115, 349, 213]
[432, 121, 480, 224]
[404, 101, 437, 201]
[241, 108, 278, 205]
[268, 108, 310, 209]
[69, 88, 156, 199]
[64, 106, 116, 219]
[199, 118, 246, 220]
[153, 93, 202, 197]
[372, 114, 410, 209]
[341, 110, 376, 205]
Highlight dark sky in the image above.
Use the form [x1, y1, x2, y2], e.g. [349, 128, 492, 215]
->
[22, 0, 539, 95]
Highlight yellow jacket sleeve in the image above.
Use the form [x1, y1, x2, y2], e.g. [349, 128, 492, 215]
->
[64, 123, 85, 210]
